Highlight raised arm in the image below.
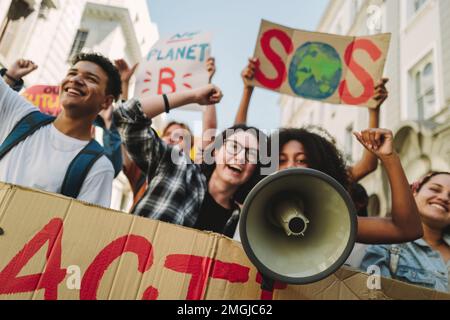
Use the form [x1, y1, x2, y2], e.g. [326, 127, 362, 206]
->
[0, 60, 40, 140]
[2, 59, 38, 91]
[114, 59, 138, 101]
[349, 79, 389, 182]
[114, 86, 223, 176]
[139, 84, 223, 119]
[353, 128, 423, 244]
[113, 99, 166, 177]
[234, 58, 257, 125]
[201, 57, 218, 152]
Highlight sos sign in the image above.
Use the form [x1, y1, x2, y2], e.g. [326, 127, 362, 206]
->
[250, 20, 391, 108]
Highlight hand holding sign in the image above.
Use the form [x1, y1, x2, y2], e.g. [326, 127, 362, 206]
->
[373, 78, 389, 109]
[8, 59, 38, 80]
[206, 57, 216, 83]
[135, 31, 212, 111]
[242, 58, 258, 88]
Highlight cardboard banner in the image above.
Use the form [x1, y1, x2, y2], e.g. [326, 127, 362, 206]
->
[134, 31, 212, 111]
[0, 182, 448, 300]
[250, 20, 391, 108]
[22, 85, 62, 116]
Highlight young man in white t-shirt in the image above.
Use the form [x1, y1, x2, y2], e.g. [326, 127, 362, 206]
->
[0, 54, 119, 207]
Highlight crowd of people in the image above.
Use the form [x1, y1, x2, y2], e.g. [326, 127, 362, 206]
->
[0, 53, 448, 293]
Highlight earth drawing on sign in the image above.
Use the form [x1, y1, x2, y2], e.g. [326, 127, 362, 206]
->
[288, 42, 343, 100]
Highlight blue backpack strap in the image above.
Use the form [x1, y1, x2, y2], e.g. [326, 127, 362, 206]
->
[61, 140, 105, 199]
[0, 111, 55, 161]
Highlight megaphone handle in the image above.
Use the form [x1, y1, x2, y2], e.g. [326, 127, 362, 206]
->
[260, 274, 275, 292]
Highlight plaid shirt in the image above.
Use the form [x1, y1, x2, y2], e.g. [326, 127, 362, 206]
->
[114, 99, 207, 227]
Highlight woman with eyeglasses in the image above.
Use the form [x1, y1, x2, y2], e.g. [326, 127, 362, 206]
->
[194, 125, 265, 236]
[114, 84, 267, 237]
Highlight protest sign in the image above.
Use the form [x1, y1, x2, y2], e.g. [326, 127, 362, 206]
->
[250, 20, 391, 108]
[22, 85, 61, 116]
[134, 31, 212, 111]
[0, 183, 448, 300]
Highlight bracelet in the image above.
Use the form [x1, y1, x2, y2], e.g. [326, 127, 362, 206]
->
[0, 68, 18, 82]
[0, 68, 24, 92]
[163, 94, 170, 114]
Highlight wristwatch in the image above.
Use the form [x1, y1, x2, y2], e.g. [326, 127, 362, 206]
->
[0, 68, 24, 92]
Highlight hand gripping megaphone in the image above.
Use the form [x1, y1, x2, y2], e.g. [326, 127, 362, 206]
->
[239, 168, 358, 290]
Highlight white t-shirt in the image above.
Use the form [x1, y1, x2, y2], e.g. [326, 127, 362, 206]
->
[0, 78, 114, 207]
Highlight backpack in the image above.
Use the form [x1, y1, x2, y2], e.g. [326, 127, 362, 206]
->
[0, 111, 105, 199]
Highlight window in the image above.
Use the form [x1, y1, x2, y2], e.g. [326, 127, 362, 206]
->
[407, 0, 428, 19]
[412, 60, 436, 120]
[414, 0, 427, 12]
[68, 29, 89, 60]
[37, 0, 58, 20]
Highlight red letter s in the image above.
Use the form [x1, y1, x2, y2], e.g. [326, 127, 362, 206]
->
[339, 39, 382, 105]
[255, 29, 294, 90]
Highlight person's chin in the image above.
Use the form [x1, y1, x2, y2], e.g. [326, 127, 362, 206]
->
[422, 213, 448, 227]
[223, 174, 245, 187]
[61, 95, 84, 108]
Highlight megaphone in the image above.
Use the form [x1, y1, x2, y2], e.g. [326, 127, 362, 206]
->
[239, 168, 357, 289]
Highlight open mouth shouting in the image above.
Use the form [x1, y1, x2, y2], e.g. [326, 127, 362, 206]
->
[226, 164, 244, 176]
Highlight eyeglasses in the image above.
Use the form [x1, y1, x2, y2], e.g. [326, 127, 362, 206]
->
[224, 139, 258, 163]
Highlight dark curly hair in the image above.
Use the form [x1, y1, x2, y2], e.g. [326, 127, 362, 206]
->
[273, 127, 350, 191]
[72, 53, 122, 101]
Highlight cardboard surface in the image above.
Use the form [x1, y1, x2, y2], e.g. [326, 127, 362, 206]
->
[250, 20, 391, 108]
[0, 182, 448, 300]
[134, 31, 212, 111]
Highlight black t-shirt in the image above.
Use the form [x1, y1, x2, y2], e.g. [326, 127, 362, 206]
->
[194, 192, 238, 238]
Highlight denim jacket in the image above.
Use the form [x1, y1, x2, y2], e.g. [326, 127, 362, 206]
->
[360, 234, 450, 293]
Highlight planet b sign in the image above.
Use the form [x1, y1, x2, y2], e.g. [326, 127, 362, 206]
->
[250, 20, 391, 108]
[134, 31, 212, 111]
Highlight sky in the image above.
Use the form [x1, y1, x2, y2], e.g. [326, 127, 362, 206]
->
[147, 0, 329, 134]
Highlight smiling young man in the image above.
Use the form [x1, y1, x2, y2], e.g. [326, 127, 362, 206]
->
[0, 54, 120, 207]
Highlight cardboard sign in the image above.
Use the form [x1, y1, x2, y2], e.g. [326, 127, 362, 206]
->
[250, 20, 391, 108]
[22, 85, 62, 116]
[0, 182, 448, 300]
[134, 31, 212, 111]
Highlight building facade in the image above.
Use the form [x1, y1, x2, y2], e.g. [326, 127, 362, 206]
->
[0, 0, 159, 211]
[279, 0, 449, 217]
